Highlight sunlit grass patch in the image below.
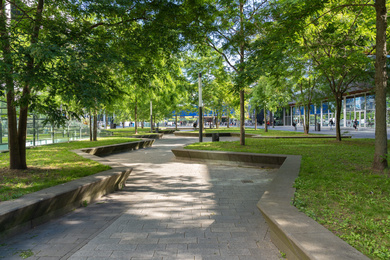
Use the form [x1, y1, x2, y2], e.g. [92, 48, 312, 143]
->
[186, 137, 390, 260]
[0, 137, 139, 202]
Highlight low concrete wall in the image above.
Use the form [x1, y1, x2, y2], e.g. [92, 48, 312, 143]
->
[81, 139, 155, 156]
[158, 130, 176, 134]
[172, 148, 284, 168]
[0, 168, 131, 240]
[132, 134, 163, 139]
[171, 149, 368, 260]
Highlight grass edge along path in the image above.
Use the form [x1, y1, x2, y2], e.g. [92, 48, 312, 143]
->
[0, 137, 139, 202]
[185, 127, 331, 137]
[186, 138, 390, 260]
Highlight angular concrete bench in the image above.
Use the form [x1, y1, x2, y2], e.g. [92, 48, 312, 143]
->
[132, 134, 163, 139]
[0, 139, 155, 240]
[171, 148, 368, 260]
[80, 139, 155, 156]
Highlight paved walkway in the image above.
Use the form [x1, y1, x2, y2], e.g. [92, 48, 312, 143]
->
[0, 136, 281, 260]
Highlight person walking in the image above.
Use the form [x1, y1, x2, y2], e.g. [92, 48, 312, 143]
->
[329, 118, 333, 130]
[353, 118, 358, 130]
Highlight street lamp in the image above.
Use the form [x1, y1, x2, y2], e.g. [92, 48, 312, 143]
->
[199, 73, 203, 142]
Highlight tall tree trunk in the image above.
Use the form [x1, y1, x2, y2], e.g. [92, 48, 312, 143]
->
[227, 109, 230, 128]
[175, 114, 178, 130]
[335, 94, 342, 142]
[239, 90, 245, 145]
[374, 0, 388, 171]
[216, 111, 219, 129]
[93, 110, 97, 141]
[254, 109, 257, 130]
[89, 113, 92, 141]
[264, 108, 268, 133]
[105, 112, 108, 129]
[2, 0, 43, 169]
[134, 100, 138, 134]
[239, 0, 245, 146]
[304, 105, 310, 134]
[1, 3, 21, 168]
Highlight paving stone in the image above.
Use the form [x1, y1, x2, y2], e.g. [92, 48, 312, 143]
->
[0, 136, 280, 260]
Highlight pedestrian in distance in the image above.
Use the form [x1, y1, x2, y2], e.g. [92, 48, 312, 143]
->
[292, 121, 297, 131]
[353, 119, 358, 130]
[329, 118, 333, 130]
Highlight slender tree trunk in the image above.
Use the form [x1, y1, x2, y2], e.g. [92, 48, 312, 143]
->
[134, 101, 138, 134]
[175, 114, 178, 131]
[264, 108, 268, 133]
[335, 94, 342, 141]
[105, 112, 108, 129]
[93, 110, 97, 141]
[239, 0, 245, 146]
[373, 0, 388, 171]
[2, 0, 43, 169]
[304, 105, 310, 134]
[1, 3, 21, 168]
[216, 111, 219, 129]
[227, 110, 230, 128]
[89, 113, 92, 141]
[254, 109, 257, 130]
[239, 90, 245, 145]
[141, 121, 144, 129]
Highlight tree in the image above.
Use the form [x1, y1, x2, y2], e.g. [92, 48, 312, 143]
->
[0, 0, 208, 169]
[202, 0, 268, 145]
[373, 0, 387, 171]
[184, 47, 237, 129]
[249, 0, 388, 170]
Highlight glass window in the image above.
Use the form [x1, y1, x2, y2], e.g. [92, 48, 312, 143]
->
[322, 102, 329, 113]
[355, 96, 365, 110]
[346, 97, 355, 111]
[367, 95, 375, 110]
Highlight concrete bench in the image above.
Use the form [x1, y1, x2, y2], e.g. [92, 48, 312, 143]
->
[81, 139, 155, 156]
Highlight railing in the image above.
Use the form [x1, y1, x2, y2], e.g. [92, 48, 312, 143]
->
[0, 112, 112, 151]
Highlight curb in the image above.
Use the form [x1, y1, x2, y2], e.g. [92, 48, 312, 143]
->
[171, 148, 369, 260]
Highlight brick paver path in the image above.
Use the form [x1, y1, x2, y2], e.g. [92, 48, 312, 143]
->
[0, 136, 281, 260]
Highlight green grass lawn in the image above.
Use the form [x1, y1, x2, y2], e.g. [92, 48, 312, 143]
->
[0, 137, 139, 202]
[187, 138, 390, 260]
[188, 127, 327, 136]
[107, 127, 175, 137]
[107, 127, 157, 136]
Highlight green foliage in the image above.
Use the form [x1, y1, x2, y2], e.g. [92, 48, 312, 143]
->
[187, 137, 390, 259]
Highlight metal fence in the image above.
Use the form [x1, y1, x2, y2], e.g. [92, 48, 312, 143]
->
[0, 100, 112, 151]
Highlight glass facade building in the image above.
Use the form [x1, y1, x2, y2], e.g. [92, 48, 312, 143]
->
[282, 92, 387, 128]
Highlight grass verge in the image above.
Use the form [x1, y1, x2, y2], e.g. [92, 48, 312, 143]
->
[187, 127, 327, 136]
[0, 137, 139, 202]
[186, 138, 390, 260]
[107, 127, 159, 137]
